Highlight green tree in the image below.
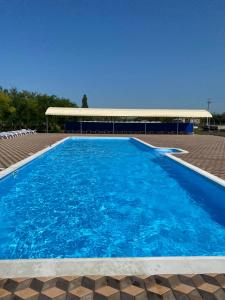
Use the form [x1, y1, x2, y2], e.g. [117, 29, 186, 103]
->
[0, 91, 16, 124]
[0, 87, 78, 132]
[81, 94, 88, 108]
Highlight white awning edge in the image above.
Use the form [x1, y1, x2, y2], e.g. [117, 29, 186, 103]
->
[45, 107, 212, 118]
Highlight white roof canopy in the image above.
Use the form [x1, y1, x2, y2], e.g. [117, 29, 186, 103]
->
[45, 107, 212, 118]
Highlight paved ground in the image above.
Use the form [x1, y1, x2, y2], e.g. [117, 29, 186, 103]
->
[0, 134, 66, 170]
[0, 133, 225, 179]
[140, 134, 225, 180]
[1, 274, 225, 300]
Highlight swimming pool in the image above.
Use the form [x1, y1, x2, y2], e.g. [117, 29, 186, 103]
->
[0, 137, 225, 259]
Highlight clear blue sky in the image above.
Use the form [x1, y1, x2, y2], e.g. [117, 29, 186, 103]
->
[0, 0, 225, 112]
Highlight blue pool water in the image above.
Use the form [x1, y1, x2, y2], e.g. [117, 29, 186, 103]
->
[0, 137, 225, 259]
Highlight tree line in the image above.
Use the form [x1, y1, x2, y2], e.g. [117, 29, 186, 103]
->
[213, 113, 225, 125]
[0, 87, 88, 132]
[0, 86, 225, 132]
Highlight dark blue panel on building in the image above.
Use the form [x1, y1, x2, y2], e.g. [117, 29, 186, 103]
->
[65, 122, 193, 134]
[114, 123, 145, 133]
[82, 122, 113, 132]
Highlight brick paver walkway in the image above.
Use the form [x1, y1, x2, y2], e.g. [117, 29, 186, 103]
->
[140, 134, 225, 180]
[1, 274, 225, 299]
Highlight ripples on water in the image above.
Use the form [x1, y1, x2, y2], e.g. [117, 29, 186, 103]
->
[0, 137, 225, 258]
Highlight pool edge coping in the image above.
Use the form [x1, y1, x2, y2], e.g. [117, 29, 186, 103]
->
[1, 136, 225, 277]
[1, 257, 225, 277]
[0, 137, 70, 180]
[0, 137, 132, 180]
[133, 137, 225, 188]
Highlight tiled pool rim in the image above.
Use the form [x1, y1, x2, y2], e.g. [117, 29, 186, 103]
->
[0, 136, 225, 277]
